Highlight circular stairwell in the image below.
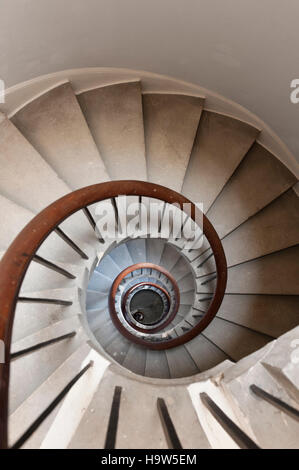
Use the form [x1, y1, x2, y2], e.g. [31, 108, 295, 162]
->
[0, 74, 298, 449]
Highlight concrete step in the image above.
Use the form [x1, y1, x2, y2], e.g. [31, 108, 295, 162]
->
[220, 187, 299, 268]
[185, 334, 229, 372]
[86, 306, 108, 332]
[12, 287, 81, 343]
[188, 372, 256, 449]
[179, 303, 192, 315]
[78, 82, 147, 181]
[9, 342, 91, 449]
[166, 345, 199, 378]
[0, 116, 69, 212]
[143, 93, 204, 192]
[172, 256, 193, 282]
[108, 242, 133, 270]
[145, 350, 170, 378]
[57, 210, 100, 253]
[182, 111, 259, 212]
[37, 229, 93, 266]
[170, 311, 190, 328]
[19, 256, 87, 294]
[215, 294, 299, 339]
[10, 315, 87, 414]
[159, 243, 181, 272]
[125, 238, 146, 264]
[122, 343, 147, 376]
[41, 349, 110, 449]
[0, 114, 99, 248]
[0, 194, 33, 250]
[96, 253, 123, 279]
[207, 143, 297, 239]
[203, 317, 271, 362]
[86, 289, 108, 312]
[93, 317, 119, 349]
[145, 238, 165, 265]
[87, 270, 113, 293]
[160, 203, 188, 240]
[177, 272, 195, 293]
[11, 82, 109, 190]
[141, 196, 165, 238]
[105, 332, 131, 366]
[193, 252, 216, 278]
[180, 290, 195, 306]
[226, 245, 299, 295]
[199, 245, 299, 295]
[221, 329, 299, 448]
[69, 367, 210, 449]
[260, 326, 299, 403]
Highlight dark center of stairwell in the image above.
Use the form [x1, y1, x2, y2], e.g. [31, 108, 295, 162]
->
[130, 289, 166, 325]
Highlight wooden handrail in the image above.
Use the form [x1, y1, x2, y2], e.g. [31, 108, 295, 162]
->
[0, 180, 227, 448]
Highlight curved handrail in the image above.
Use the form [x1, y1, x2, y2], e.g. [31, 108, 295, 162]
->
[0, 180, 227, 448]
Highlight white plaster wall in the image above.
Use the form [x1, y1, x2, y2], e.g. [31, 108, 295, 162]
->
[0, 0, 298, 164]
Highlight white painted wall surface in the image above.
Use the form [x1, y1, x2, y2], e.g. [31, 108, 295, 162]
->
[0, 1, 298, 163]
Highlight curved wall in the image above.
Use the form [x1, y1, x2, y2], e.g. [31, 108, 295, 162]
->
[0, 0, 298, 170]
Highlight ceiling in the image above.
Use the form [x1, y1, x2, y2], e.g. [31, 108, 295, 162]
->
[0, 0, 298, 165]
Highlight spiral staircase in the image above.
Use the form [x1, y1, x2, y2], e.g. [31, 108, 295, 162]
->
[0, 76, 298, 450]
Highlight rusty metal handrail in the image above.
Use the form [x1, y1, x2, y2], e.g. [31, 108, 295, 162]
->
[0, 180, 227, 448]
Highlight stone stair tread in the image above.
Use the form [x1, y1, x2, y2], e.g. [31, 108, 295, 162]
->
[0, 195, 34, 251]
[122, 343, 146, 376]
[203, 317, 272, 362]
[11, 82, 109, 190]
[145, 238, 165, 265]
[125, 238, 146, 264]
[221, 330, 299, 448]
[207, 143, 297, 238]
[216, 294, 299, 339]
[145, 349, 170, 379]
[12, 287, 81, 343]
[10, 316, 87, 414]
[78, 82, 147, 181]
[143, 93, 204, 192]
[182, 111, 259, 212]
[87, 270, 113, 293]
[9, 342, 91, 449]
[108, 242, 134, 270]
[166, 345, 199, 378]
[199, 245, 299, 295]
[221, 188, 299, 267]
[0, 116, 69, 212]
